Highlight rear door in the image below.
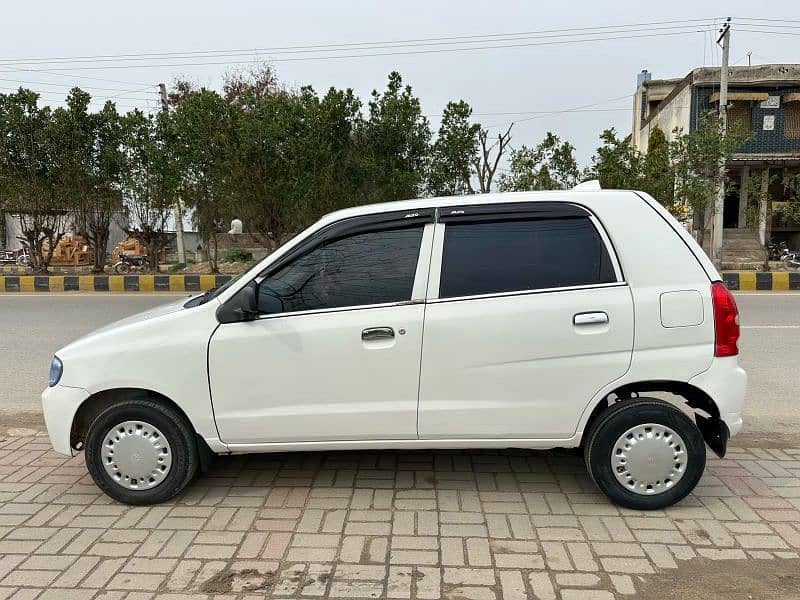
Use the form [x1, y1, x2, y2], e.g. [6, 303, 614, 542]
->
[418, 202, 634, 439]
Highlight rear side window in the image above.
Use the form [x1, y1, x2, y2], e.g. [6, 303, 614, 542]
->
[439, 217, 616, 298]
[258, 226, 423, 314]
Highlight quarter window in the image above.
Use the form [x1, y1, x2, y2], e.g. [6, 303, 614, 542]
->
[439, 217, 616, 298]
[258, 226, 423, 314]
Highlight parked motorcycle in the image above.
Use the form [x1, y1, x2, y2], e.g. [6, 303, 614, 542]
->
[0, 246, 31, 266]
[767, 239, 789, 261]
[113, 252, 148, 274]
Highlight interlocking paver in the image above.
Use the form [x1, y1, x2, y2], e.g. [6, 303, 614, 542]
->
[0, 432, 799, 598]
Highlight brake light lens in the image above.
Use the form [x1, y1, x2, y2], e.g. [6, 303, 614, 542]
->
[711, 282, 739, 357]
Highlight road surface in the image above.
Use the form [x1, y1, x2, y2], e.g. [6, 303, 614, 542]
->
[0, 292, 798, 441]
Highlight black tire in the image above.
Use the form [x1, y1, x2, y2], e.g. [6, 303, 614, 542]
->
[113, 262, 130, 275]
[85, 399, 198, 505]
[583, 398, 706, 510]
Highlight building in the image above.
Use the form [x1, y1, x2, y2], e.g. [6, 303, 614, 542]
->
[632, 64, 800, 267]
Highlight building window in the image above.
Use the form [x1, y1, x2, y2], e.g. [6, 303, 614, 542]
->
[728, 102, 752, 134]
[786, 103, 800, 139]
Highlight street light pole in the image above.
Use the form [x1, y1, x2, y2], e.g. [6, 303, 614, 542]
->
[711, 18, 731, 265]
[159, 83, 187, 267]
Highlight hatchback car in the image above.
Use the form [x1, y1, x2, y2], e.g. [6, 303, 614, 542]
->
[42, 189, 745, 509]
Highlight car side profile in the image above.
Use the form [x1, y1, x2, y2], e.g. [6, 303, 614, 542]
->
[42, 189, 746, 509]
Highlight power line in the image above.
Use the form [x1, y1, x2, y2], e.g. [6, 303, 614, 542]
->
[0, 30, 713, 72]
[0, 18, 723, 67]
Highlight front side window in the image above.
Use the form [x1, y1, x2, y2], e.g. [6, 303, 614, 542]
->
[258, 226, 423, 314]
[439, 217, 616, 299]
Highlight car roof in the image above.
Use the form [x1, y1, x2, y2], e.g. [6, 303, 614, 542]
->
[317, 189, 640, 227]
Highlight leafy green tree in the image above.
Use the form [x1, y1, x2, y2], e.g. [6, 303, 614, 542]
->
[51, 88, 125, 272]
[640, 126, 674, 208]
[0, 89, 66, 273]
[360, 72, 431, 202]
[427, 100, 480, 196]
[670, 114, 749, 251]
[589, 128, 644, 191]
[498, 132, 580, 191]
[170, 86, 235, 271]
[119, 110, 179, 272]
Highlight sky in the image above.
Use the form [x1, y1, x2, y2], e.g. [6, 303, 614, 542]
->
[2, 1, 799, 167]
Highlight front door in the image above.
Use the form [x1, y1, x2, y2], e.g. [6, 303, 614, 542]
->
[209, 216, 433, 445]
[418, 206, 634, 440]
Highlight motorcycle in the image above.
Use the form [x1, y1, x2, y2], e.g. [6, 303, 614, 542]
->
[767, 239, 789, 261]
[0, 246, 31, 266]
[113, 252, 149, 274]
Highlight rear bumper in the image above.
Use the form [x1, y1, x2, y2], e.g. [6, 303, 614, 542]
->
[689, 356, 747, 437]
[41, 385, 90, 456]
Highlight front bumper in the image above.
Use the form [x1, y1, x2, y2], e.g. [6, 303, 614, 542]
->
[41, 385, 90, 456]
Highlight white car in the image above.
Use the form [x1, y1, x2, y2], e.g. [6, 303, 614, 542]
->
[42, 189, 746, 509]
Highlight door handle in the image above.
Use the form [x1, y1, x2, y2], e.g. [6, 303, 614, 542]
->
[574, 312, 609, 325]
[362, 327, 395, 341]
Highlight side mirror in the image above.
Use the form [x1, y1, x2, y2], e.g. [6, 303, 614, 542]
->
[216, 281, 259, 324]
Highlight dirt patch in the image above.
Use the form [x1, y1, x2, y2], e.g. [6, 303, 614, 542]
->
[199, 568, 273, 594]
[636, 557, 800, 599]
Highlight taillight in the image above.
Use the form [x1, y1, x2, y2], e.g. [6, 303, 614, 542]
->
[711, 282, 739, 357]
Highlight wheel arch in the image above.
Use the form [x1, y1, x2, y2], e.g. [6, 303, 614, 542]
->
[70, 387, 215, 469]
[581, 380, 728, 457]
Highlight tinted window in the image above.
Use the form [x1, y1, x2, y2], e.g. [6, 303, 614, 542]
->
[258, 227, 423, 313]
[440, 217, 616, 298]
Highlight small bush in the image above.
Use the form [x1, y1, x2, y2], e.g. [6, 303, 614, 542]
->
[223, 247, 253, 263]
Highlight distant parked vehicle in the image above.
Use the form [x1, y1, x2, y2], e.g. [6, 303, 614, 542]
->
[113, 252, 148, 274]
[0, 246, 30, 266]
[767, 239, 789, 261]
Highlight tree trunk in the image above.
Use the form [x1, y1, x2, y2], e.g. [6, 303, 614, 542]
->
[91, 226, 110, 274]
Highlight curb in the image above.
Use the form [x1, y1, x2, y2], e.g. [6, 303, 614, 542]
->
[721, 271, 800, 291]
[0, 272, 795, 293]
[0, 274, 232, 293]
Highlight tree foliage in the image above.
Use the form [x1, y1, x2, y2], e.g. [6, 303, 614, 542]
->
[498, 132, 580, 191]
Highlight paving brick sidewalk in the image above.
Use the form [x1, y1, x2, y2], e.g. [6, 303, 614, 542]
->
[0, 432, 799, 599]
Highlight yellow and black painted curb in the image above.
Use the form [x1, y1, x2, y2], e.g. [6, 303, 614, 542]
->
[721, 271, 800, 291]
[0, 274, 232, 293]
[0, 271, 796, 293]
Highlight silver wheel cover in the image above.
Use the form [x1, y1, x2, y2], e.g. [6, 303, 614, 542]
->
[611, 423, 686, 495]
[101, 421, 172, 490]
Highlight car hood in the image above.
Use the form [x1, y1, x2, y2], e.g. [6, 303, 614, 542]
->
[89, 295, 194, 336]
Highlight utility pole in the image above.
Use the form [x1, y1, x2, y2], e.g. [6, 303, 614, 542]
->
[159, 83, 186, 267]
[711, 17, 731, 265]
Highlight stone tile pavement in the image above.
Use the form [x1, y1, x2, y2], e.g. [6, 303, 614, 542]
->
[0, 431, 799, 599]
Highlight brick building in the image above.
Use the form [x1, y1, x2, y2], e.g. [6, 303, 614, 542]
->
[632, 64, 800, 267]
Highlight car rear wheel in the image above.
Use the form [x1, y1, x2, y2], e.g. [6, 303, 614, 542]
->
[85, 399, 198, 505]
[583, 398, 706, 510]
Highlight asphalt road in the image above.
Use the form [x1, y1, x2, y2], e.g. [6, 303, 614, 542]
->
[0, 292, 798, 442]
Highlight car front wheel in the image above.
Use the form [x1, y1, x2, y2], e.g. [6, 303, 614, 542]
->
[583, 398, 706, 510]
[85, 399, 198, 505]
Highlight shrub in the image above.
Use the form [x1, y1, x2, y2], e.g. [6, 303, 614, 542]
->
[223, 247, 253, 263]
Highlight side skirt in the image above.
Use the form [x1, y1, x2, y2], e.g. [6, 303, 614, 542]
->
[219, 435, 583, 455]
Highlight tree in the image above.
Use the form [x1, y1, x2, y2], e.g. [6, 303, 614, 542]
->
[589, 128, 644, 191]
[170, 87, 235, 272]
[0, 89, 67, 273]
[473, 125, 513, 193]
[360, 72, 431, 202]
[498, 132, 580, 191]
[640, 126, 674, 208]
[119, 110, 178, 272]
[670, 114, 749, 250]
[53, 89, 125, 273]
[427, 100, 480, 196]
